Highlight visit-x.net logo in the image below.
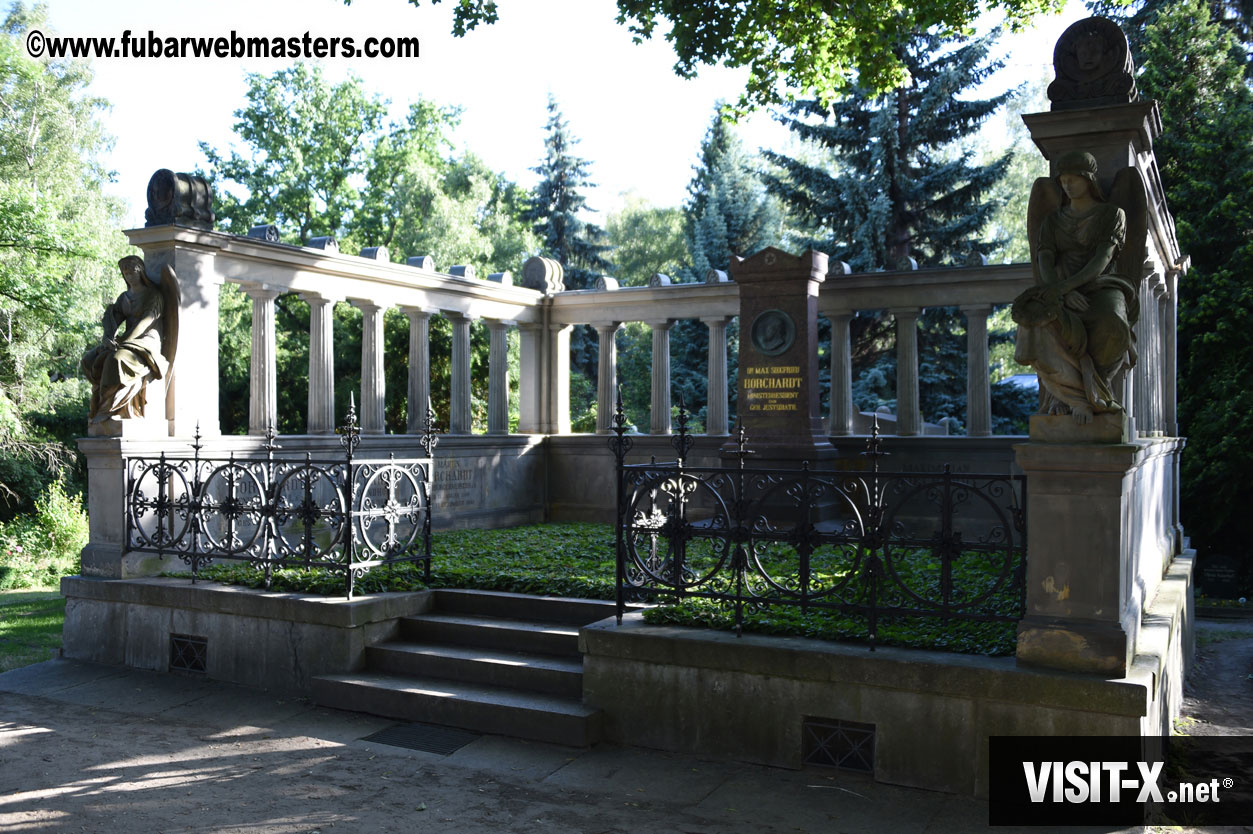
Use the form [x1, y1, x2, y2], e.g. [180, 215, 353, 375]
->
[989, 736, 1253, 826]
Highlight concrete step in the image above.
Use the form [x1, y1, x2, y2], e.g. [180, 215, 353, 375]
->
[400, 613, 582, 657]
[432, 589, 619, 626]
[366, 640, 584, 698]
[312, 671, 603, 747]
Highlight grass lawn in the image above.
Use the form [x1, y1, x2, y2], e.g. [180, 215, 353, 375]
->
[0, 588, 64, 673]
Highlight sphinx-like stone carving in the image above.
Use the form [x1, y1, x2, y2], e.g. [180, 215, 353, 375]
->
[81, 256, 180, 426]
[1047, 17, 1137, 110]
[1011, 151, 1148, 423]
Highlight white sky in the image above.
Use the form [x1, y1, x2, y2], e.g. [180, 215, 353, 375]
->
[40, 0, 1090, 228]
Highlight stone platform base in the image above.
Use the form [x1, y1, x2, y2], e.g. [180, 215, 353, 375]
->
[60, 576, 431, 694]
[580, 551, 1194, 797]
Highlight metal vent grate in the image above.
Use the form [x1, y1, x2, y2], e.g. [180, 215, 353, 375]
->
[169, 634, 208, 673]
[362, 722, 480, 755]
[802, 717, 875, 774]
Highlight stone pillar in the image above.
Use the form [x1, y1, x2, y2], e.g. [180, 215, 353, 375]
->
[546, 323, 572, 435]
[447, 312, 474, 435]
[594, 322, 620, 434]
[487, 319, 512, 435]
[300, 292, 338, 434]
[402, 307, 432, 434]
[517, 323, 543, 434]
[1015, 441, 1147, 677]
[244, 286, 280, 436]
[648, 319, 672, 435]
[827, 311, 853, 436]
[961, 304, 992, 437]
[702, 316, 730, 436]
[891, 308, 921, 436]
[1164, 269, 1179, 437]
[352, 300, 386, 434]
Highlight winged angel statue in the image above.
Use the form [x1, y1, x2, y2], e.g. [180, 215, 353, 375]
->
[1011, 151, 1148, 424]
[81, 255, 180, 425]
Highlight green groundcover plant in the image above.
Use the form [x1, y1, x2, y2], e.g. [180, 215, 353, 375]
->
[0, 481, 88, 590]
[181, 522, 1019, 656]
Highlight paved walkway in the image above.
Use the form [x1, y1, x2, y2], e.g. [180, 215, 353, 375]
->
[6, 621, 1250, 833]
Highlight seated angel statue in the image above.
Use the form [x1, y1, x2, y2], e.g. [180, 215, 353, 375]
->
[81, 255, 179, 424]
[1011, 150, 1146, 424]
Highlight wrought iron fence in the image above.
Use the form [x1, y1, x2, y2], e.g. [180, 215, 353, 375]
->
[609, 395, 1027, 648]
[125, 400, 438, 598]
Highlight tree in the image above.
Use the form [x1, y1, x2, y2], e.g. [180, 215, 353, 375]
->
[1135, 0, 1253, 567]
[605, 192, 685, 288]
[353, 0, 1067, 112]
[0, 2, 126, 515]
[199, 68, 536, 435]
[1087, 0, 1253, 75]
[763, 31, 1016, 430]
[524, 96, 613, 430]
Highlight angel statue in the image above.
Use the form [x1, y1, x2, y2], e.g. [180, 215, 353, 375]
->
[1011, 151, 1147, 424]
[80, 255, 180, 425]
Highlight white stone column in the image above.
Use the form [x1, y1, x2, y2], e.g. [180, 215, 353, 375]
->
[487, 319, 512, 435]
[352, 300, 386, 434]
[517, 323, 543, 434]
[891, 308, 921, 436]
[546, 323, 572, 435]
[401, 307, 432, 434]
[827, 311, 853, 436]
[594, 322, 620, 434]
[447, 312, 474, 435]
[648, 319, 672, 435]
[1164, 270, 1179, 437]
[244, 286, 280, 436]
[961, 304, 992, 437]
[702, 316, 730, 436]
[300, 292, 337, 434]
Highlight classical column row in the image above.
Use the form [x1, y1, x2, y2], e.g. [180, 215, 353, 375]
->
[242, 294, 514, 438]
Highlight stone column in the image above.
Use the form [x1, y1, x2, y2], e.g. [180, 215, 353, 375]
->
[517, 323, 543, 434]
[300, 293, 338, 434]
[648, 319, 672, 435]
[702, 317, 730, 436]
[447, 312, 474, 435]
[961, 304, 992, 437]
[827, 311, 853, 436]
[352, 300, 386, 434]
[594, 322, 620, 434]
[546, 323, 572, 435]
[891, 308, 921, 436]
[487, 319, 512, 435]
[401, 307, 432, 434]
[244, 286, 280, 436]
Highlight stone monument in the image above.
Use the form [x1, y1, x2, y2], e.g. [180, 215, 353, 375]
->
[725, 248, 834, 464]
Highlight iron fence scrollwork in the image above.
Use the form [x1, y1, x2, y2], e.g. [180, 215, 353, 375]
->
[610, 398, 1027, 648]
[126, 401, 439, 598]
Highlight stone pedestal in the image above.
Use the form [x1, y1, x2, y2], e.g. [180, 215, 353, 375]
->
[726, 248, 834, 463]
[1014, 439, 1144, 676]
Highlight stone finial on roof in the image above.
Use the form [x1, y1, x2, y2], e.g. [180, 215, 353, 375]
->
[649, 273, 672, 287]
[595, 275, 619, 291]
[247, 224, 280, 242]
[145, 169, 215, 230]
[407, 255, 435, 271]
[307, 236, 338, 252]
[1048, 17, 1137, 111]
[360, 246, 389, 260]
[521, 257, 564, 295]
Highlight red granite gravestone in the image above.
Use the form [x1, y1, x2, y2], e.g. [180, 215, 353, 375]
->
[725, 248, 836, 465]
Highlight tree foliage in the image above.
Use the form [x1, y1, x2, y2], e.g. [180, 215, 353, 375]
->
[356, 0, 1067, 113]
[0, 3, 125, 516]
[1134, 0, 1253, 560]
[199, 66, 536, 435]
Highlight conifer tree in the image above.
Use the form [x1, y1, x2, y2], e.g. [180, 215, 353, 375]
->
[762, 31, 1016, 431]
[524, 96, 613, 291]
[523, 96, 613, 428]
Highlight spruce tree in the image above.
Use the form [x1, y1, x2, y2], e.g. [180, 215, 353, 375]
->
[1136, 0, 1253, 569]
[524, 95, 613, 291]
[524, 96, 613, 429]
[763, 31, 1015, 431]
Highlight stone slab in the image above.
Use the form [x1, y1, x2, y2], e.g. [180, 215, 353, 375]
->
[1028, 411, 1128, 443]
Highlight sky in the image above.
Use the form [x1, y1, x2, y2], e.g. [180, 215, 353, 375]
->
[38, 0, 1091, 228]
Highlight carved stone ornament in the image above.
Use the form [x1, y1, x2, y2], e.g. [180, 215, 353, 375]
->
[145, 169, 215, 229]
[1047, 17, 1137, 111]
[520, 256, 564, 295]
[81, 256, 180, 429]
[749, 309, 796, 357]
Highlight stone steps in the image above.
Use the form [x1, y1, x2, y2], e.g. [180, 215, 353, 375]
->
[312, 589, 619, 747]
